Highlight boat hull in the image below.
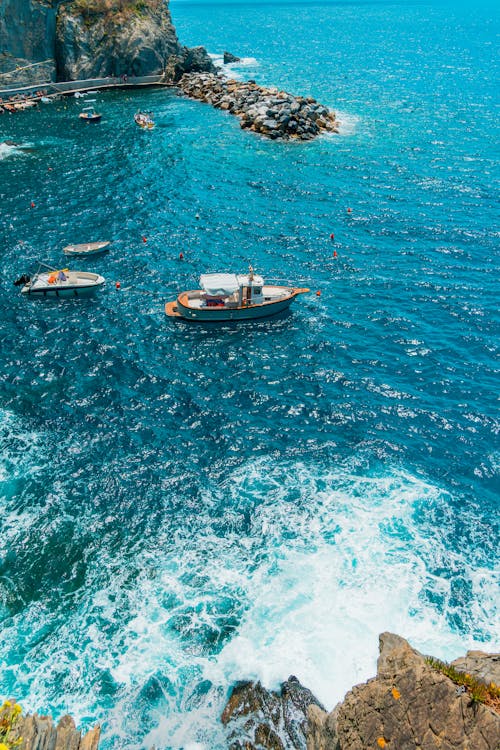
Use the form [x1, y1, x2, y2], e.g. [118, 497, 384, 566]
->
[63, 241, 110, 257]
[21, 272, 105, 298]
[166, 288, 308, 321]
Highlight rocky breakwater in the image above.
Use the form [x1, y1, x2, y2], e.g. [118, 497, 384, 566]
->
[176, 72, 339, 141]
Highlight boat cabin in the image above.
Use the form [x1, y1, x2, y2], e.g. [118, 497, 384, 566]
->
[200, 272, 264, 308]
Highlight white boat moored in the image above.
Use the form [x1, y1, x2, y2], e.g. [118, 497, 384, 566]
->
[63, 241, 110, 257]
[165, 267, 309, 321]
[15, 263, 105, 298]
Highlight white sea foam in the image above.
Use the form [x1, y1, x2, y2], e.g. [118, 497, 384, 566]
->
[1, 449, 498, 748]
[209, 53, 260, 82]
[0, 141, 29, 161]
[334, 111, 360, 136]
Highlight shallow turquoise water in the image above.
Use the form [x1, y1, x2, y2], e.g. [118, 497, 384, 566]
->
[0, 1, 499, 747]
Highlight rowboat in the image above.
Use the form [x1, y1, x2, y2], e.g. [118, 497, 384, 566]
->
[15, 263, 105, 298]
[134, 111, 155, 130]
[63, 241, 110, 257]
[165, 267, 309, 321]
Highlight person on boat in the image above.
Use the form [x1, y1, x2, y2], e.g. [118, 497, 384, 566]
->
[57, 270, 68, 282]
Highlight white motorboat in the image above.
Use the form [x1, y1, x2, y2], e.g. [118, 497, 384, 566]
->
[63, 241, 110, 257]
[165, 267, 309, 321]
[15, 263, 105, 298]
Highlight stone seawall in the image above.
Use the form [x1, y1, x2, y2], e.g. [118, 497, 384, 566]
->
[177, 72, 339, 141]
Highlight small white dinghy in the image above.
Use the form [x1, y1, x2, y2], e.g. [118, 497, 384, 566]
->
[63, 241, 110, 257]
[15, 262, 105, 298]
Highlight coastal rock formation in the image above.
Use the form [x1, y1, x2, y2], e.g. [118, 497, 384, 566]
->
[0, 0, 213, 84]
[56, 0, 181, 80]
[307, 633, 500, 750]
[222, 676, 325, 749]
[177, 72, 339, 140]
[0, 0, 58, 85]
[11, 713, 100, 750]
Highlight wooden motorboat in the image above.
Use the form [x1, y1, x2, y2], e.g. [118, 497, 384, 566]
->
[134, 111, 155, 130]
[165, 267, 309, 321]
[63, 241, 110, 257]
[15, 262, 105, 298]
[79, 105, 102, 122]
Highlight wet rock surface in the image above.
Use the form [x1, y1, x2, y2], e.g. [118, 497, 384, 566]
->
[222, 676, 325, 749]
[177, 72, 339, 141]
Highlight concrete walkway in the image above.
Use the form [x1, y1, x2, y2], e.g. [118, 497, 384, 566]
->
[0, 74, 170, 99]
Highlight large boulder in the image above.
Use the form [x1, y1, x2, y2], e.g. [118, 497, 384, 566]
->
[307, 633, 500, 750]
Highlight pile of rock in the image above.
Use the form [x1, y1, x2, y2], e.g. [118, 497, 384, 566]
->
[177, 72, 339, 141]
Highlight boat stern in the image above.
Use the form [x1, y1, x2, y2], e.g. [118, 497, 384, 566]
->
[165, 301, 181, 317]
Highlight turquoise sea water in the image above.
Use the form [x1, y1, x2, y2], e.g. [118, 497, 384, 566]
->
[0, 0, 499, 747]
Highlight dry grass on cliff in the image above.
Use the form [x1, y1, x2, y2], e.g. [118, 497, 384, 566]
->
[70, 0, 162, 19]
[426, 657, 500, 714]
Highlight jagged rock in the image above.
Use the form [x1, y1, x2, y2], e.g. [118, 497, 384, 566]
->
[306, 633, 500, 750]
[163, 45, 215, 83]
[223, 51, 241, 64]
[10, 712, 100, 750]
[222, 676, 325, 749]
[451, 651, 500, 686]
[55, 0, 182, 79]
[0, 0, 58, 84]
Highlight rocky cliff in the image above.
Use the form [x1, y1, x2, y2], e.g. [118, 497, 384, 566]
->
[0, 0, 213, 85]
[0, 0, 59, 84]
[223, 633, 500, 750]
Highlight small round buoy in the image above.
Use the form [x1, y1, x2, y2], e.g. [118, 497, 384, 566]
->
[30, 201, 35, 208]
[179, 252, 184, 260]
[333, 250, 338, 258]
[316, 290, 321, 297]
[115, 281, 121, 290]
[142, 236, 147, 243]
[330, 233, 335, 241]
[347, 207, 352, 213]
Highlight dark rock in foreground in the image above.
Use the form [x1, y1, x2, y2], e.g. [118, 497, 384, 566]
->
[222, 676, 324, 749]
[176, 72, 339, 141]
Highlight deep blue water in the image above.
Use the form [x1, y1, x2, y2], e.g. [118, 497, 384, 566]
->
[0, 0, 499, 747]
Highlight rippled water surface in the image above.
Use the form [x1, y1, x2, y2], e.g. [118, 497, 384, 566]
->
[0, 0, 499, 747]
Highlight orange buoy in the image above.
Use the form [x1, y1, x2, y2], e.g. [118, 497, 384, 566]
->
[329, 233, 335, 241]
[347, 207, 352, 213]
[333, 250, 338, 258]
[30, 201, 35, 208]
[115, 281, 121, 290]
[179, 252, 184, 260]
[142, 236, 147, 243]
[316, 290, 321, 296]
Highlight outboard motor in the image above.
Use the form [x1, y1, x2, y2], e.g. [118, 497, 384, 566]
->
[14, 273, 30, 286]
